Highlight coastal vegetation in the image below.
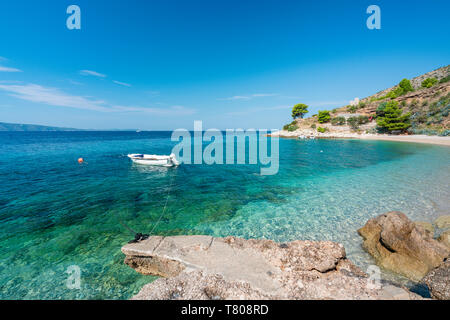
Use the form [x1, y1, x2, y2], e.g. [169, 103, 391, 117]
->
[292, 103, 309, 119]
[283, 121, 299, 132]
[331, 116, 346, 126]
[376, 101, 411, 133]
[347, 115, 370, 130]
[422, 77, 438, 88]
[370, 78, 415, 102]
[409, 92, 450, 136]
[279, 65, 449, 137]
[439, 75, 450, 83]
[317, 110, 331, 123]
[347, 105, 358, 113]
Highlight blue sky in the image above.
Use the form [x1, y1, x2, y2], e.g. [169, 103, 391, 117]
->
[0, 0, 449, 130]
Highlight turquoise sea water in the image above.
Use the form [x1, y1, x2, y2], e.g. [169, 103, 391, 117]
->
[0, 131, 449, 299]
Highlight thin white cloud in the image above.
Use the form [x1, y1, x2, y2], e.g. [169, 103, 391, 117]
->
[225, 105, 291, 116]
[79, 70, 107, 78]
[220, 95, 251, 101]
[113, 80, 132, 87]
[310, 100, 349, 107]
[251, 93, 278, 97]
[218, 93, 278, 101]
[68, 79, 83, 85]
[0, 83, 109, 111]
[111, 104, 196, 116]
[0, 65, 22, 72]
[0, 82, 196, 116]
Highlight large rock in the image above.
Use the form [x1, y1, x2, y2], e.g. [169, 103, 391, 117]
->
[358, 211, 450, 281]
[122, 235, 421, 300]
[422, 259, 450, 300]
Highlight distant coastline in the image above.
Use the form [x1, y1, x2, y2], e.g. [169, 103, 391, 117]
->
[0, 122, 142, 132]
[0, 122, 81, 132]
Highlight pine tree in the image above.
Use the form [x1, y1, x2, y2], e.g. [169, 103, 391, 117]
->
[376, 101, 411, 133]
[292, 104, 309, 119]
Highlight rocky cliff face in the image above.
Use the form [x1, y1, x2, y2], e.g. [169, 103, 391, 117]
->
[122, 235, 421, 300]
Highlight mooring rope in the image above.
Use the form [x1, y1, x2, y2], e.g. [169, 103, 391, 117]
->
[148, 171, 175, 236]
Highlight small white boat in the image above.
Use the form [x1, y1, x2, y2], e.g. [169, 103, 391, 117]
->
[128, 153, 180, 167]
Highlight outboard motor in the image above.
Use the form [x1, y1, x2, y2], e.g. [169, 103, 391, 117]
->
[170, 153, 180, 166]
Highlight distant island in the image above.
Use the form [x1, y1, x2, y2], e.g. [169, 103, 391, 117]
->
[0, 122, 141, 132]
[0, 122, 82, 132]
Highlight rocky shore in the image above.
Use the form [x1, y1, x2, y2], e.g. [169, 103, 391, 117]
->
[121, 212, 450, 300]
[122, 235, 422, 300]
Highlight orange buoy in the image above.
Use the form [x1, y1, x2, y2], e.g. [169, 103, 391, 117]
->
[78, 158, 84, 164]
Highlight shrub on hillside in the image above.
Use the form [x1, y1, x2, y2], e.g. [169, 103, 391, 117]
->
[421, 77, 438, 88]
[346, 117, 360, 130]
[356, 115, 369, 124]
[317, 127, 327, 133]
[283, 121, 298, 132]
[331, 116, 346, 126]
[378, 78, 415, 100]
[399, 78, 414, 93]
[347, 105, 358, 113]
[317, 110, 331, 123]
[439, 75, 450, 83]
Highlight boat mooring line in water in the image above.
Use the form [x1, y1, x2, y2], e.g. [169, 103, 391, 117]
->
[118, 219, 150, 243]
[149, 172, 175, 236]
[118, 159, 176, 242]
[118, 219, 137, 235]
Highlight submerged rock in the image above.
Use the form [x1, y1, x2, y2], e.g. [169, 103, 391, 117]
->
[422, 259, 450, 300]
[358, 211, 449, 281]
[435, 215, 450, 230]
[122, 235, 421, 300]
[414, 221, 434, 236]
[438, 230, 450, 249]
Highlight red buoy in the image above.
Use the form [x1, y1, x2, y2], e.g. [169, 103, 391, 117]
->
[78, 158, 84, 164]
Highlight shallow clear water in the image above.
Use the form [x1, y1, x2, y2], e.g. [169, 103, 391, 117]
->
[0, 132, 449, 299]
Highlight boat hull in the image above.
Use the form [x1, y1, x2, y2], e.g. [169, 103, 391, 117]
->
[127, 154, 179, 167]
[131, 158, 174, 167]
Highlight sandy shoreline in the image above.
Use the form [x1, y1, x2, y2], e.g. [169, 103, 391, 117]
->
[271, 131, 450, 146]
[358, 134, 450, 146]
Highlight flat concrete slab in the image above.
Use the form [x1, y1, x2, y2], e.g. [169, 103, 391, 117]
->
[122, 235, 423, 300]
